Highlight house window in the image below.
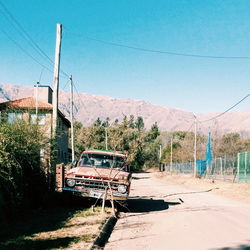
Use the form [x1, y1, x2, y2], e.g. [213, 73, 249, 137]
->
[7, 112, 22, 124]
[31, 114, 46, 125]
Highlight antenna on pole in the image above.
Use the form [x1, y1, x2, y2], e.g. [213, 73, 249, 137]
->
[69, 75, 75, 162]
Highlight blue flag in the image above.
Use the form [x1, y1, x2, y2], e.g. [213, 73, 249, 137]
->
[206, 130, 212, 165]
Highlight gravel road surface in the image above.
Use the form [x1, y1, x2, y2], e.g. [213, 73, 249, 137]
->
[105, 172, 250, 250]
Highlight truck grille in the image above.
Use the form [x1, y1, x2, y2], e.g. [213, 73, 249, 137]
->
[75, 179, 119, 191]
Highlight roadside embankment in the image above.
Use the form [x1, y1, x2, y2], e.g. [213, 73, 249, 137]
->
[156, 171, 250, 204]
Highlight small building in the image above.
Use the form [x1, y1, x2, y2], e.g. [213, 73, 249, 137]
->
[0, 85, 71, 165]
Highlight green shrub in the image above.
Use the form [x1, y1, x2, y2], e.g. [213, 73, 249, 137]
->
[0, 120, 47, 218]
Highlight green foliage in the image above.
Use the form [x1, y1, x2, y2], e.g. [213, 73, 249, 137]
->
[73, 117, 161, 169]
[160, 130, 250, 164]
[160, 131, 206, 163]
[214, 132, 250, 157]
[0, 120, 46, 219]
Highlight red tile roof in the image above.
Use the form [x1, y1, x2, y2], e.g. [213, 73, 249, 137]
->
[0, 97, 71, 127]
[0, 97, 53, 110]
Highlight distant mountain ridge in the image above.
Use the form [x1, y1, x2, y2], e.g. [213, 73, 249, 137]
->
[0, 84, 250, 135]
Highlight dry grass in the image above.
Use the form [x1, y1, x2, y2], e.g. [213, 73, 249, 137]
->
[156, 172, 250, 204]
[0, 206, 112, 250]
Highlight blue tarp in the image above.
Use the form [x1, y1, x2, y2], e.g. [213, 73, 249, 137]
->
[196, 130, 213, 176]
[196, 160, 207, 176]
[206, 131, 212, 165]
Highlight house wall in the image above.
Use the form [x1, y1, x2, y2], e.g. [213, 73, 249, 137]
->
[0, 109, 70, 165]
[56, 116, 69, 164]
[33, 85, 53, 104]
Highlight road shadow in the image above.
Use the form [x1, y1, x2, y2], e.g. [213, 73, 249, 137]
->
[132, 176, 150, 180]
[217, 244, 250, 250]
[119, 198, 181, 213]
[0, 236, 81, 250]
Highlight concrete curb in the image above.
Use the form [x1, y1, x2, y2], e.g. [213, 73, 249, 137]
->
[89, 216, 118, 250]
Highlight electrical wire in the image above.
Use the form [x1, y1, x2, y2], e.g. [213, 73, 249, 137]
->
[186, 122, 194, 133]
[61, 78, 70, 91]
[0, 0, 70, 79]
[0, 27, 54, 74]
[66, 30, 250, 60]
[200, 93, 250, 123]
[72, 81, 88, 113]
[0, 1, 54, 65]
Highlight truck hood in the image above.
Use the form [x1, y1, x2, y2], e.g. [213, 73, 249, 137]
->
[66, 167, 130, 181]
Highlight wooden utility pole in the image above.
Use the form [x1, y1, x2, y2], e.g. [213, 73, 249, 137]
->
[70, 75, 75, 162]
[52, 24, 62, 136]
[159, 144, 162, 171]
[170, 138, 173, 173]
[35, 81, 39, 118]
[193, 113, 197, 177]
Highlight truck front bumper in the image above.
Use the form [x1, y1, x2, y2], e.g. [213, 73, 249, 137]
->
[62, 187, 129, 200]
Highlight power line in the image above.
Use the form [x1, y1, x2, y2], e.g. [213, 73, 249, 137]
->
[186, 122, 194, 133]
[200, 93, 250, 123]
[0, 27, 54, 74]
[72, 81, 88, 113]
[0, 1, 54, 65]
[62, 78, 70, 91]
[0, 25, 69, 79]
[0, 0, 70, 78]
[66, 30, 250, 60]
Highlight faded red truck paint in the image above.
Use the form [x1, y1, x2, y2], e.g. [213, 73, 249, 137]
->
[62, 150, 132, 200]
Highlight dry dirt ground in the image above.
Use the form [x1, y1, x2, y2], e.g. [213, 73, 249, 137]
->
[157, 172, 250, 205]
[0, 203, 112, 250]
[105, 171, 250, 250]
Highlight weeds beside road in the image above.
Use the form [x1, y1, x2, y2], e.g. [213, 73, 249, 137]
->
[0, 198, 112, 250]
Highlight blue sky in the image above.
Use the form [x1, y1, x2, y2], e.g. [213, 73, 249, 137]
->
[1, 0, 250, 113]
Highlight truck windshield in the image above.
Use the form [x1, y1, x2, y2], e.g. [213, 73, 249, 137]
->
[77, 153, 125, 169]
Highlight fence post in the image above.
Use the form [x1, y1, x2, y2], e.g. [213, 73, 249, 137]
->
[55, 163, 64, 192]
[223, 156, 226, 181]
[220, 157, 223, 179]
[237, 152, 240, 183]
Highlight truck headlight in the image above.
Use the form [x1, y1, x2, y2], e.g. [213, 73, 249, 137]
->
[118, 184, 127, 194]
[66, 178, 76, 187]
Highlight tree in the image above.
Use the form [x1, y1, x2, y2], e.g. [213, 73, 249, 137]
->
[73, 117, 161, 170]
[128, 115, 135, 129]
[0, 119, 46, 220]
[135, 116, 144, 131]
[160, 131, 205, 163]
[215, 133, 243, 157]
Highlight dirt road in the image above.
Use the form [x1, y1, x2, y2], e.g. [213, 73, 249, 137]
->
[105, 172, 250, 250]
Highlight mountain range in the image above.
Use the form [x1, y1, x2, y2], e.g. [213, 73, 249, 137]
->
[0, 84, 249, 135]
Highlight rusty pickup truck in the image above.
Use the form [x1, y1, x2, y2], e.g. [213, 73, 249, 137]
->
[62, 149, 132, 200]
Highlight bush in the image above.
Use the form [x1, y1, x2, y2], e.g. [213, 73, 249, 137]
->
[0, 120, 47, 221]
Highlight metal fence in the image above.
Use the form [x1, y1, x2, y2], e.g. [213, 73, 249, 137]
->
[162, 162, 193, 174]
[206, 156, 237, 182]
[162, 152, 250, 183]
[237, 152, 250, 183]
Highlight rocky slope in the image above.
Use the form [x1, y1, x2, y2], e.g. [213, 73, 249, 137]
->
[0, 84, 249, 134]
